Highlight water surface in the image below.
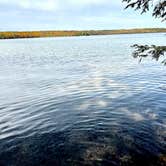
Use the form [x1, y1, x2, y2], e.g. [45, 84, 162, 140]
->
[0, 33, 165, 166]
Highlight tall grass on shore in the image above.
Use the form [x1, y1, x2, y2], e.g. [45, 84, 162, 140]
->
[0, 28, 166, 39]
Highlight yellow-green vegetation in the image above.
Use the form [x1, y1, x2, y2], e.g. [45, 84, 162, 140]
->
[0, 28, 166, 39]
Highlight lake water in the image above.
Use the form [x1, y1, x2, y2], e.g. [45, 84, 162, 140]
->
[0, 33, 165, 166]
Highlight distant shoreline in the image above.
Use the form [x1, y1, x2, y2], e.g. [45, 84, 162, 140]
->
[0, 28, 165, 39]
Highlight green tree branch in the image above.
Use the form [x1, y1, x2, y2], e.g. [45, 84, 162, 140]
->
[123, 0, 166, 65]
[132, 44, 166, 64]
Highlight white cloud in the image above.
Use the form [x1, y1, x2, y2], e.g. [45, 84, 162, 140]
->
[0, 0, 165, 30]
[20, 0, 59, 11]
[70, 0, 109, 5]
[0, 0, 60, 11]
[0, 0, 121, 11]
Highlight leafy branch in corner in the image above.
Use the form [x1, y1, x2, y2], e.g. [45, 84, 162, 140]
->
[122, 0, 166, 21]
[123, 0, 166, 65]
[132, 44, 166, 65]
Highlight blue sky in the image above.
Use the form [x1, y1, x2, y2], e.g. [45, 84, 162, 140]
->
[0, 0, 165, 31]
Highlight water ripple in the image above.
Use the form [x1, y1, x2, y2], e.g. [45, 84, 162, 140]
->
[0, 34, 166, 165]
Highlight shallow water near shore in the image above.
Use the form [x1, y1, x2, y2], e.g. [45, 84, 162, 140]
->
[0, 33, 165, 166]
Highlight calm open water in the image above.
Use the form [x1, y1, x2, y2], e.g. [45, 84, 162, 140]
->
[0, 33, 165, 166]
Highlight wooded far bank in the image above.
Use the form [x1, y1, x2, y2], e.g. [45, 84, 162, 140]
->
[0, 28, 166, 39]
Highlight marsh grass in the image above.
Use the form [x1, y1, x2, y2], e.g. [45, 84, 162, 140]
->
[0, 28, 166, 39]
